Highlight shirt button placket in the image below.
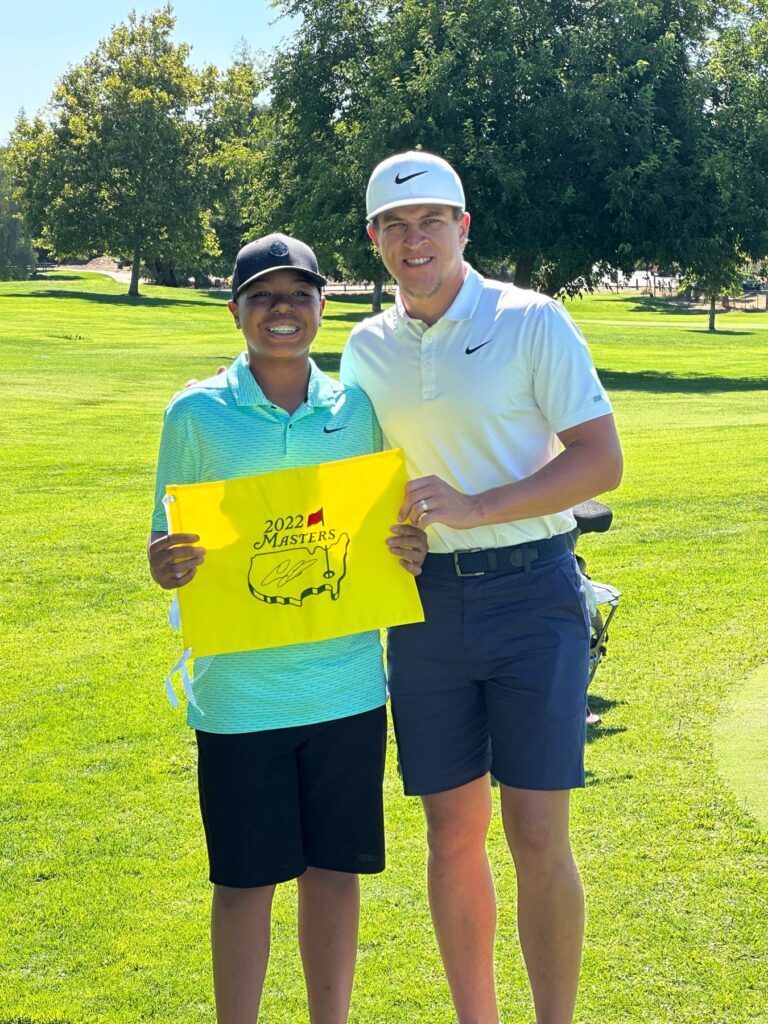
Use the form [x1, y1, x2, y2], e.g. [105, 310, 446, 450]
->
[422, 330, 436, 400]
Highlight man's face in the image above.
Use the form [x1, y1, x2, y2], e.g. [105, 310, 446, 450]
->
[228, 269, 325, 365]
[368, 204, 470, 306]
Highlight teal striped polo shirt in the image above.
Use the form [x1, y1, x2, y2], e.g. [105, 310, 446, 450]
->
[151, 353, 387, 734]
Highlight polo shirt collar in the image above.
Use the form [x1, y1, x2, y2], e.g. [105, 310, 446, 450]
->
[306, 359, 343, 408]
[227, 353, 341, 409]
[393, 261, 484, 332]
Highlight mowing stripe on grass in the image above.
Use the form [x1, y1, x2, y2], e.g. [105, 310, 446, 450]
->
[713, 663, 768, 831]
[577, 318, 768, 330]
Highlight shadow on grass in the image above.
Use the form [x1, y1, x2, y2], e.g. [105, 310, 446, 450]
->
[585, 694, 628, 749]
[683, 329, 756, 336]
[624, 296, 705, 317]
[324, 310, 382, 324]
[312, 352, 342, 373]
[3, 287, 219, 309]
[586, 693, 624, 714]
[326, 291, 394, 305]
[34, 273, 85, 282]
[585, 724, 627, 745]
[623, 295, 768, 318]
[585, 768, 635, 786]
[0, 1019, 74, 1024]
[598, 368, 768, 393]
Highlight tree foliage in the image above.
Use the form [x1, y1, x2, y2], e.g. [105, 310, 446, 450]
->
[249, 2, 389, 305]
[678, 4, 768, 326]
[257, 0, 737, 300]
[9, 5, 216, 295]
[6, 0, 768, 307]
[201, 44, 268, 277]
[0, 147, 36, 281]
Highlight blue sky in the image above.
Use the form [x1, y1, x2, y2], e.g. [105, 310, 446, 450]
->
[0, 1, 299, 144]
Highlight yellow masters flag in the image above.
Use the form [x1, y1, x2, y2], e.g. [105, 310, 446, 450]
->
[164, 449, 424, 657]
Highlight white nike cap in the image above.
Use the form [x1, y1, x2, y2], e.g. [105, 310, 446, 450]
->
[366, 150, 465, 221]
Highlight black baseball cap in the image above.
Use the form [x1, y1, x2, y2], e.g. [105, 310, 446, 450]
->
[231, 233, 327, 299]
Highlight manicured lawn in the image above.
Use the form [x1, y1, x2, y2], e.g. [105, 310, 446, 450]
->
[1, 273, 766, 1023]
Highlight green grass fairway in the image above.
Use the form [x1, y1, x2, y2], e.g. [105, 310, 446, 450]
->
[714, 665, 768, 830]
[1, 274, 767, 1023]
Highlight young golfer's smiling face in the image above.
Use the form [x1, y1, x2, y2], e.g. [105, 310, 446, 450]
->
[229, 269, 325, 366]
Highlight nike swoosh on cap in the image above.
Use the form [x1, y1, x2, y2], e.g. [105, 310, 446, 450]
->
[323, 425, 347, 433]
[465, 339, 493, 354]
[395, 171, 428, 185]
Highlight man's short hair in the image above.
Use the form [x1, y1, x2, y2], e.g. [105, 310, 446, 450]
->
[368, 206, 466, 232]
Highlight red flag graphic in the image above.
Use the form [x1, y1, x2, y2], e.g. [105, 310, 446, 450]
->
[307, 507, 324, 528]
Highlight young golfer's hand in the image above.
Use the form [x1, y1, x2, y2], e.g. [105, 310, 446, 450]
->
[387, 523, 428, 575]
[148, 533, 206, 589]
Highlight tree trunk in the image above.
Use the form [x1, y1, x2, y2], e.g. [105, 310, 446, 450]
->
[513, 251, 537, 289]
[150, 260, 179, 287]
[708, 296, 716, 332]
[371, 273, 384, 313]
[128, 244, 141, 297]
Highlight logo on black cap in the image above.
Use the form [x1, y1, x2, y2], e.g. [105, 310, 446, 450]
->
[232, 233, 327, 298]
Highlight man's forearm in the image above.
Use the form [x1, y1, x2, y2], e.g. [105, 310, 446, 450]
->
[473, 437, 623, 527]
[400, 414, 623, 531]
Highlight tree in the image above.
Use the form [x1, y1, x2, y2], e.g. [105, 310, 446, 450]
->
[260, 0, 723, 301]
[0, 147, 36, 280]
[9, 6, 216, 296]
[678, 5, 768, 329]
[249, 1, 391, 309]
[201, 44, 268, 278]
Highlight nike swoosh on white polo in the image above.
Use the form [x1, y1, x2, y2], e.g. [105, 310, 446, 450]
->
[465, 339, 493, 354]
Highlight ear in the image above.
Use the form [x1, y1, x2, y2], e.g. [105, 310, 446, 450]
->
[458, 212, 471, 248]
[319, 294, 326, 317]
[367, 223, 380, 250]
[227, 298, 241, 329]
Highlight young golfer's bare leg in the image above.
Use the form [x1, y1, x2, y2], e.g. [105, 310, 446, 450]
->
[422, 776, 499, 1024]
[297, 867, 360, 1024]
[500, 787, 583, 1024]
[211, 883, 275, 1024]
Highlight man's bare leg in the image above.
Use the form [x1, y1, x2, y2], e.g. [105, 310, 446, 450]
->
[211, 883, 275, 1023]
[422, 775, 499, 1024]
[297, 867, 360, 1024]
[500, 787, 583, 1024]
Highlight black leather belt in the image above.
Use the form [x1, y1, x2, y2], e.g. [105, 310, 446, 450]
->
[421, 533, 572, 577]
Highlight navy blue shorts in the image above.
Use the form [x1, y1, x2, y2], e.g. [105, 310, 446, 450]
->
[196, 705, 386, 887]
[387, 549, 590, 795]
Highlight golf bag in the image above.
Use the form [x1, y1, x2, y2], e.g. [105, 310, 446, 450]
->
[571, 500, 621, 725]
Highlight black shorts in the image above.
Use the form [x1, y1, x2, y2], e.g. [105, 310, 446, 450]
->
[196, 705, 387, 887]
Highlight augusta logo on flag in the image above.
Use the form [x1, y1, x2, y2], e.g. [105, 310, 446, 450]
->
[248, 505, 349, 608]
[164, 449, 424, 658]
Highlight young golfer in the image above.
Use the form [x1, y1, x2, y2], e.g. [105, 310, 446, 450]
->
[147, 234, 426, 1024]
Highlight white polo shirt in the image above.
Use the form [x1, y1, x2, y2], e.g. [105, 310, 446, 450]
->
[340, 264, 613, 553]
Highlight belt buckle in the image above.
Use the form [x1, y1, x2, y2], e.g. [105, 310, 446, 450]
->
[453, 548, 485, 577]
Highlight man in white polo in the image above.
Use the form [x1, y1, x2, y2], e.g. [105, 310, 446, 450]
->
[339, 151, 623, 1024]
